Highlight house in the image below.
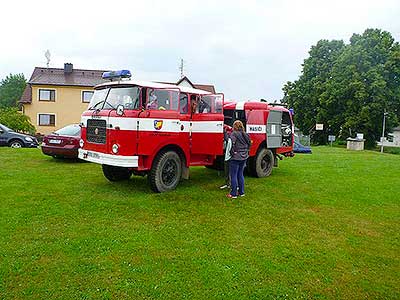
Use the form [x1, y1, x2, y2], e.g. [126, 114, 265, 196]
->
[380, 126, 400, 147]
[158, 76, 216, 93]
[19, 63, 107, 135]
[20, 66, 217, 135]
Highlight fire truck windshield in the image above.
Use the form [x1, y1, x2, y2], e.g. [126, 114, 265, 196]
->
[89, 88, 108, 110]
[89, 86, 141, 110]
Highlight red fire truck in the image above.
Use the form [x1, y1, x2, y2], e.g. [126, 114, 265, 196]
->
[78, 70, 294, 192]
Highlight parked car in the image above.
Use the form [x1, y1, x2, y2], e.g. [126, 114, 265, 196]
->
[0, 123, 39, 148]
[293, 141, 312, 153]
[41, 124, 81, 158]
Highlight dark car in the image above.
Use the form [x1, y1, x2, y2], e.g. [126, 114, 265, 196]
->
[0, 123, 39, 148]
[41, 124, 81, 158]
[294, 141, 312, 153]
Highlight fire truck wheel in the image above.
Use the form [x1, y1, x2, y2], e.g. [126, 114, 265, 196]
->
[102, 164, 132, 182]
[250, 148, 274, 178]
[148, 151, 182, 193]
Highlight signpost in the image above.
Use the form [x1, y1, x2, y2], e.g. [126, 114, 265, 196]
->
[328, 135, 336, 146]
[381, 110, 388, 153]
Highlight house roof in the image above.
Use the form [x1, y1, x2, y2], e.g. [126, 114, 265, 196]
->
[159, 76, 216, 93]
[192, 84, 216, 93]
[19, 66, 109, 104]
[19, 85, 32, 104]
[28, 67, 108, 87]
[20, 68, 216, 104]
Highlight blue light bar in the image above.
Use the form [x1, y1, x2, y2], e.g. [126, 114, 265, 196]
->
[102, 70, 132, 80]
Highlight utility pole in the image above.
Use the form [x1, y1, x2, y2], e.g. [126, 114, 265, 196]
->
[179, 58, 185, 78]
[380, 110, 388, 153]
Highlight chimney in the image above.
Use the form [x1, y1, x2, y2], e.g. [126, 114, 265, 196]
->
[64, 63, 73, 74]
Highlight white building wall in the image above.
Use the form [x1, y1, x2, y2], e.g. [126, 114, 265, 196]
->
[380, 128, 400, 147]
[177, 80, 193, 88]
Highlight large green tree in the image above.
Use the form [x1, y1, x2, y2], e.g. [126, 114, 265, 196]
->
[282, 29, 400, 147]
[0, 107, 35, 134]
[282, 39, 345, 144]
[0, 73, 27, 108]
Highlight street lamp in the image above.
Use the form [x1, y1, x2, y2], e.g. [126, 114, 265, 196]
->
[380, 110, 389, 153]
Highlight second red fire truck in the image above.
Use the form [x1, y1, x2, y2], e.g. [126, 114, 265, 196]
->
[78, 70, 294, 192]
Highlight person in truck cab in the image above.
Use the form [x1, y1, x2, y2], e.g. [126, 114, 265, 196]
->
[190, 95, 198, 114]
[147, 89, 158, 109]
[198, 97, 211, 113]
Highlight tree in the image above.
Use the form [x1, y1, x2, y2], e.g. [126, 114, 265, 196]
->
[282, 29, 400, 147]
[282, 39, 345, 144]
[0, 73, 27, 108]
[0, 107, 35, 134]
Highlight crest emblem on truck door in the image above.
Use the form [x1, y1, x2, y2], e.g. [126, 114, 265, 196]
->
[154, 120, 163, 130]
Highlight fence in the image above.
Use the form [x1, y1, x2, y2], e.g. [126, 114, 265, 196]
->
[295, 133, 310, 146]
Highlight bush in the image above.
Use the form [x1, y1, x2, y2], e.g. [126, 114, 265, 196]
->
[330, 140, 347, 148]
[0, 107, 35, 134]
[372, 146, 400, 155]
[383, 147, 400, 155]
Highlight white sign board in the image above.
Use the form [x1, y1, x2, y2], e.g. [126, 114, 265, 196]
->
[316, 123, 324, 131]
[328, 135, 336, 142]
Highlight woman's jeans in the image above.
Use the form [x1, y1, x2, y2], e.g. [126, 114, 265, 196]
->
[229, 159, 246, 196]
[224, 160, 230, 186]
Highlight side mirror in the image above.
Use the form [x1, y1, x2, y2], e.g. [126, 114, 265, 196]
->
[116, 104, 124, 116]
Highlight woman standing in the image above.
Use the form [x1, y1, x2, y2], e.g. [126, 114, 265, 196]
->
[227, 120, 251, 199]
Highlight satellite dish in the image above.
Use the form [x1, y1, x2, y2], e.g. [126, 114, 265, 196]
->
[45, 50, 51, 67]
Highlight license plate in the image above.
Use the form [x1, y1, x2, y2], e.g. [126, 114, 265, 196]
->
[87, 151, 100, 159]
[49, 139, 62, 144]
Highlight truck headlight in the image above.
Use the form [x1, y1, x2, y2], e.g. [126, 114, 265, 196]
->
[79, 139, 84, 148]
[25, 137, 33, 142]
[112, 144, 119, 154]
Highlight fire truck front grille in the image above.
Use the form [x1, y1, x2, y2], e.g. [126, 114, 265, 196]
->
[87, 119, 107, 144]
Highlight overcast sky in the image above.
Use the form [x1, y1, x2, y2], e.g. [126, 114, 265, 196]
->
[1, 0, 399, 101]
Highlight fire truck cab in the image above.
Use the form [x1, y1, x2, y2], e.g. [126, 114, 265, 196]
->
[221, 101, 294, 177]
[78, 70, 294, 192]
[78, 70, 225, 192]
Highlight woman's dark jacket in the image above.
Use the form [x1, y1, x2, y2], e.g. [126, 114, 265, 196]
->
[230, 130, 251, 161]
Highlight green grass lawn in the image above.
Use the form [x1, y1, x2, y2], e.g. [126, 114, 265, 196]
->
[0, 147, 399, 299]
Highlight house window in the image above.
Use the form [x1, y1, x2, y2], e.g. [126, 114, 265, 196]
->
[38, 114, 56, 126]
[38, 89, 56, 101]
[82, 91, 94, 103]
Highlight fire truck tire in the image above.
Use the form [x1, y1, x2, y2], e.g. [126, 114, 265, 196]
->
[102, 164, 132, 182]
[250, 148, 274, 178]
[148, 151, 182, 193]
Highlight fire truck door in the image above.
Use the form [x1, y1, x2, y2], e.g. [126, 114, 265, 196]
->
[190, 94, 224, 155]
[266, 110, 282, 148]
[137, 89, 181, 156]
